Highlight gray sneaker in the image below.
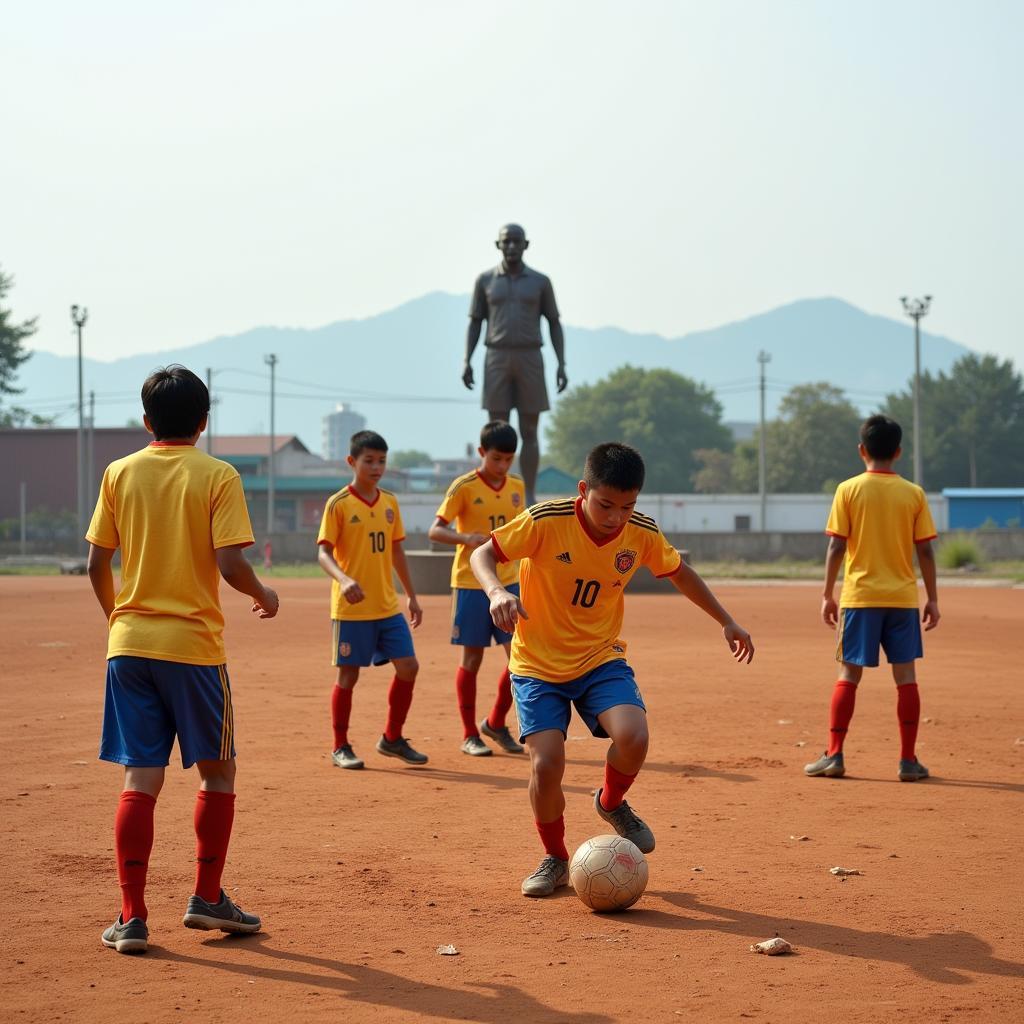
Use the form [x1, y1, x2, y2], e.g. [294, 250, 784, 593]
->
[899, 758, 929, 782]
[376, 734, 429, 765]
[804, 751, 845, 778]
[480, 718, 525, 754]
[521, 855, 569, 897]
[332, 744, 364, 769]
[183, 890, 261, 933]
[101, 914, 148, 954]
[460, 735, 492, 757]
[594, 788, 655, 854]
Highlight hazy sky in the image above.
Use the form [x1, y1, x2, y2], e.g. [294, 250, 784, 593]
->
[3, 1, 1021, 365]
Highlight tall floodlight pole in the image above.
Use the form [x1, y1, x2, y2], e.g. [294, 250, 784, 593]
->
[265, 354, 278, 536]
[88, 389, 96, 514]
[900, 296, 932, 487]
[71, 305, 89, 554]
[757, 350, 771, 531]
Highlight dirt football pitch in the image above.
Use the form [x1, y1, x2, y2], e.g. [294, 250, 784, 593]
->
[2, 576, 1022, 1023]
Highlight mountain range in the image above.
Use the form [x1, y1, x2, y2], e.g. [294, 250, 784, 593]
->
[17, 294, 972, 458]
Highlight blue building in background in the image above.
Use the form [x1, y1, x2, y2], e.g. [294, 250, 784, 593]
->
[943, 489, 1024, 529]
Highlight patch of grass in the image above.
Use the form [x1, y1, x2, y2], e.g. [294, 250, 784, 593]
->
[936, 534, 986, 570]
[0, 563, 62, 576]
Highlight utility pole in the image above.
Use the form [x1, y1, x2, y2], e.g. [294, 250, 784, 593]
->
[900, 296, 932, 487]
[757, 350, 771, 532]
[265, 354, 278, 537]
[206, 367, 214, 454]
[20, 482, 27, 556]
[71, 305, 88, 554]
[88, 389, 96, 515]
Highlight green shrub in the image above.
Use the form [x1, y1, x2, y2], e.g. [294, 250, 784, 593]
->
[937, 533, 985, 569]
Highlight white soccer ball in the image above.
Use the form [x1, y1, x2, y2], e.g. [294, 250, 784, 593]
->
[569, 834, 649, 912]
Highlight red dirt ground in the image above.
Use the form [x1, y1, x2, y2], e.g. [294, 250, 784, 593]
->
[1, 577, 1022, 1024]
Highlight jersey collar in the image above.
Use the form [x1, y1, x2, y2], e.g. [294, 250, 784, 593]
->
[149, 441, 196, 447]
[574, 497, 625, 547]
[347, 485, 381, 508]
[475, 469, 507, 492]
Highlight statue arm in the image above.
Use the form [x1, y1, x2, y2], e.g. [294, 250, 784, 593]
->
[547, 316, 567, 393]
[463, 317, 483, 389]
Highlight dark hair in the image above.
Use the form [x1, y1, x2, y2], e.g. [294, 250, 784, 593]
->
[141, 365, 209, 440]
[480, 420, 518, 453]
[583, 442, 645, 492]
[350, 430, 388, 458]
[860, 415, 902, 460]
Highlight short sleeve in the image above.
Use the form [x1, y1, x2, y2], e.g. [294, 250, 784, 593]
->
[469, 274, 488, 320]
[645, 529, 682, 578]
[540, 276, 560, 321]
[435, 482, 465, 525]
[825, 485, 849, 538]
[491, 510, 540, 563]
[317, 497, 343, 549]
[392, 501, 406, 543]
[85, 467, 119, 549]
[914, 492, 938, 542]
[211, 472, 255, 549]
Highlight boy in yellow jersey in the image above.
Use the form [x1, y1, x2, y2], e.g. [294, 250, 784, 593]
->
[428, 421, 526, 757]
[805, 415, 939, 782]
[318, 430, 426, 769]
[471, 442, 755, 896]
[86, 366, 278, 954]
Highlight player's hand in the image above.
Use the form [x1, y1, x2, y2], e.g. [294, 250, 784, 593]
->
[341, 578, 365, 604]
[489, 587, 528, 634]
[822, 596, 839, 628]
[253, 586, 279, 619]
[408, 596, 423, 628]
[724, 620, 754, 663]
[463, 532, 489, 549]
[922, 600, 940, 631]
[556, 364, 568, 393]
[462, 364, 475, 390]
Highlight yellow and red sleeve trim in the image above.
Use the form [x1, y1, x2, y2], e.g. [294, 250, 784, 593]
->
[317, 539, 335, 547]
[825, 530, 848, 538]
[491, 533, 510, 563]
[654, 557, 684, 579]
[914, 534, 938, 543]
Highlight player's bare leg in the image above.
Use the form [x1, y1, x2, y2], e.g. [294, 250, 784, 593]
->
[182, 757, 260, 934]
[806, 662, 861, 777]
[332, 665, 363, 768]
[377, 655, 428, 765]
[594, 705, 655, 853]
[892, 661, 928, 781]
[522, 729, 569, 896]
[479, 642, 523, 753]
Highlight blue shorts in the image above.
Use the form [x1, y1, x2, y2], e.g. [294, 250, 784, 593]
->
[99, 656, 235, 769]
[332, 613, 415, 667]
[837, 607, 923, 667]
[511, 660, 646, 743]
[450, 584, 517, 648]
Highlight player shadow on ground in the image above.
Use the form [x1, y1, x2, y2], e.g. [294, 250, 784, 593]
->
[152, 932, 614, 1024]
[565, 757, 758, 784]
[626, 891, 1024, 985]
[875, 775, 1024, 795]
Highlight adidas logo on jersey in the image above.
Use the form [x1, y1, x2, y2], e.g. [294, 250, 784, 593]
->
[473, 497, 485, 504]
[350, 515, 361, 523]
[556, 551, 573, 564]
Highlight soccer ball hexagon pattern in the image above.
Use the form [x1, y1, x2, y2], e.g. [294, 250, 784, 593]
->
[569, 834, 649, 912]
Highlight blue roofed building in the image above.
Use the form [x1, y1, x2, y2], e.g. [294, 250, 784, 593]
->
[942, 489, 1024, 529]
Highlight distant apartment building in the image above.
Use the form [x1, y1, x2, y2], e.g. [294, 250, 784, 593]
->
[322, 404, 366, 461]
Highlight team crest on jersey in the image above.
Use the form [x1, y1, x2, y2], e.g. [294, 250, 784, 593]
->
[511, 493, 521, 507]
[339, 642, 352, 657]
[614, 549, 637, 574]
[385, 508, 395, 524]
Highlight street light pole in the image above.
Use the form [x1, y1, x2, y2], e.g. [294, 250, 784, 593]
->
[265, 354, 278, 538]
[900, 295, 932, 487]
[757, 350, 771, 531]
[71, 304, 88, 554]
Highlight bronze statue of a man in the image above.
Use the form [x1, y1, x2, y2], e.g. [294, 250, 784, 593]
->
[463, 224, 566, 504]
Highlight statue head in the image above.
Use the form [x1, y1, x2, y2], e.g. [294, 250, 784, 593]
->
[495, 223, 528, 268]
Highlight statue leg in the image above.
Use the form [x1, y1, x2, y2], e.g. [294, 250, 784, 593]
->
[517, 412, 540, 505]
[488, 408, 512, 424]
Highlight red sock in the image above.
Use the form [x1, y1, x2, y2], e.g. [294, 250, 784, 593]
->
[897, 683, 920, 761]
[194, 790, 236, 903]
[828, 680, 858, 755]
[384, 676, 415, 742]
[332, 685, 353, 749]
[455, 667, 479, 739]
[114, 790, 156, 922]
[487, 667, 514, 731]
[535, 817, 569, 861]
[600, 763, 638, 811]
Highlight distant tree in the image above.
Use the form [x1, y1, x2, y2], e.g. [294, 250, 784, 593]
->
[545, 365, 732, 492]
[125, 417, 145, 429]
[883, 354, 1024, 489]
[733, 383, 863, 493]
[691, 448, 737, 493]
[0, 266, 39, 427]
[389, 448, 433, 470]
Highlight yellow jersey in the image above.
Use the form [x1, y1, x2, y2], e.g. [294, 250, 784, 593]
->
[435, 469, 525, 589]
[86, 442, 255, 665]
[491, 497, 682, 682]
[826, 471, 937, 608]
[317, 486, 406, 620]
